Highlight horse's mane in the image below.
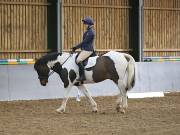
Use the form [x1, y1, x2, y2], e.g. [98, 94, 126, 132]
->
[34, 52, 61, 70]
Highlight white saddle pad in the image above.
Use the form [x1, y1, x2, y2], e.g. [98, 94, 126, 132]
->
[85, 56, 99, 68]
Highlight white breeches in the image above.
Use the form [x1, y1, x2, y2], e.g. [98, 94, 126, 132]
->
[76, 51, 93, 63]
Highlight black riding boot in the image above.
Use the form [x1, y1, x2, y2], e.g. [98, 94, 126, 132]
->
[77, 62, 86, 81]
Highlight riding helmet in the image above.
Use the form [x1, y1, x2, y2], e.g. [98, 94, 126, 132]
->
[82, 16, 94, 25]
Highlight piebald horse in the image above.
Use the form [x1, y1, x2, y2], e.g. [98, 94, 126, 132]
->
[34, 51, 135, 113]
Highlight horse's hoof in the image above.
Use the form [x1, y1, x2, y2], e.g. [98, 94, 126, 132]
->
[120, 109, 125, 114]
[92, 110, 98, 113]
[116, 107, 125, 114]
[56, 108, 65, 114]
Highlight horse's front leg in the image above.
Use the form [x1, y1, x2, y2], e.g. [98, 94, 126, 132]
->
[77, 85, 98, 113]
[56, 85, 72, 113]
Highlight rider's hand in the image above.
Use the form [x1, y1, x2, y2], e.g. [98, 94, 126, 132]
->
[71, 47, 77, 52]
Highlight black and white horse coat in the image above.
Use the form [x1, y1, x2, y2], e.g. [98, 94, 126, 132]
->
[34, 51, 135, 113]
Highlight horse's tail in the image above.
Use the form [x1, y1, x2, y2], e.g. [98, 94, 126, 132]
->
[123, 53, 135, 90]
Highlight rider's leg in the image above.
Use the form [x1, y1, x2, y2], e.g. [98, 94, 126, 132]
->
[76, 51, 93, 81]
[77, 62, 85, 81]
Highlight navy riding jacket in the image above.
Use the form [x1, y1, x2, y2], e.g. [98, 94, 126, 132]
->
[75, 26, 95, 51]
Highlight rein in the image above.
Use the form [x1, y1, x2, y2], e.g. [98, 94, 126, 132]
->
[61, 53, 73, 66]
[48, 53, 73, 77]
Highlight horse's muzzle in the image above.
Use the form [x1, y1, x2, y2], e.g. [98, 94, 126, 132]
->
[40, 79, 48, 86]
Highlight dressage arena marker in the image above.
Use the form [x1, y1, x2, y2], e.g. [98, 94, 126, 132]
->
[127, 92, 164, 99]
[0, 59, 35, 65]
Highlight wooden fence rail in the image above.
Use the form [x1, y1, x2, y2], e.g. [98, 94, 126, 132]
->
[0, 0, 49, 59]
[143, 0, 180, 57]
[61, 0, 131, 55]
[0, 0, 180, 59]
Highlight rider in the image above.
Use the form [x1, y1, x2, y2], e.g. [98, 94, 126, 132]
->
[72, 16, 95, 82]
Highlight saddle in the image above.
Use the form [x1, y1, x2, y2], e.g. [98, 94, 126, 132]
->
[75, 51, 98, 69]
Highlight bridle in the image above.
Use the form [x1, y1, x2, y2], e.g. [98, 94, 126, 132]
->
[38, 53, 73, 80]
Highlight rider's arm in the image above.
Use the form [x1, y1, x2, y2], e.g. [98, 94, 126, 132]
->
[75, 32, 94, 49]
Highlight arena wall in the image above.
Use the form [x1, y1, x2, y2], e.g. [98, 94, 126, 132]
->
[0, 62, 180, 101]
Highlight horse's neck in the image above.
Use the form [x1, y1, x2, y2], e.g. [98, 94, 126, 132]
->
[58, 53, 78, 70]
[47, 59, 59, 69]
[47, 54, 62, 69]
[57, 53, 69, 63]
[46, 53, 77, 70]
[60, 53, 76, 62]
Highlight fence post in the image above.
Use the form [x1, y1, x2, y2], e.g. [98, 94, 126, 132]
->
[139, 0, 144, 62]
[57, 0, 62, 53]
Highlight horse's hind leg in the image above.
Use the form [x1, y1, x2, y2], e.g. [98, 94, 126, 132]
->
[77, 85, 98, 113]
[116, 80, 128, 113]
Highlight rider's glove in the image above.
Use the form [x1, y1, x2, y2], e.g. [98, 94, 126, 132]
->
[72, 46, 77, 52]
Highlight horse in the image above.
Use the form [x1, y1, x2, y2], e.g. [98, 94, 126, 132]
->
[34, 51, 135, 113]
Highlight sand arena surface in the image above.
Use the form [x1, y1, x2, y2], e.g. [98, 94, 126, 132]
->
[0, 94, 180, 135]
